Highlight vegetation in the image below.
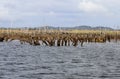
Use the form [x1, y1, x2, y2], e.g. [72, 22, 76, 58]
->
[0, 28, 120, 47]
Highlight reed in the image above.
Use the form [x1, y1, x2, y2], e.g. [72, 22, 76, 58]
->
[0, 29, 119, 46]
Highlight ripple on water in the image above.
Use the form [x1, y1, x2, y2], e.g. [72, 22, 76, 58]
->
[0, 42, 120, 79]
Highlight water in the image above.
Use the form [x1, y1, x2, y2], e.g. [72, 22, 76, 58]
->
[0, 41, 120, 79]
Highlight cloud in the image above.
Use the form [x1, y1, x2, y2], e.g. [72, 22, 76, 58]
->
[0, 0, 120, 27]
[0, 7, 9, 19]
[78, 0, 108, 14]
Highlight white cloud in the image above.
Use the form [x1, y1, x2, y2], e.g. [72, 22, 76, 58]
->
[0, 0, 120, 27]
[0, 7, 9, 19]
[78, 1, 108, 14]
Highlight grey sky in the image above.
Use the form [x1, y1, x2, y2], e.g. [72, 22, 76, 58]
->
[0, 0, 120, 28]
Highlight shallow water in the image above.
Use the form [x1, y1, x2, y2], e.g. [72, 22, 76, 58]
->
[0, 41, 120, 79]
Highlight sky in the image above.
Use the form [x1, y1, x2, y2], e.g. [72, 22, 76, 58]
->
[0, 0, 120, 28]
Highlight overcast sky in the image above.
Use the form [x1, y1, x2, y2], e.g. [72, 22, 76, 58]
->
[0, 0, 120, 28]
